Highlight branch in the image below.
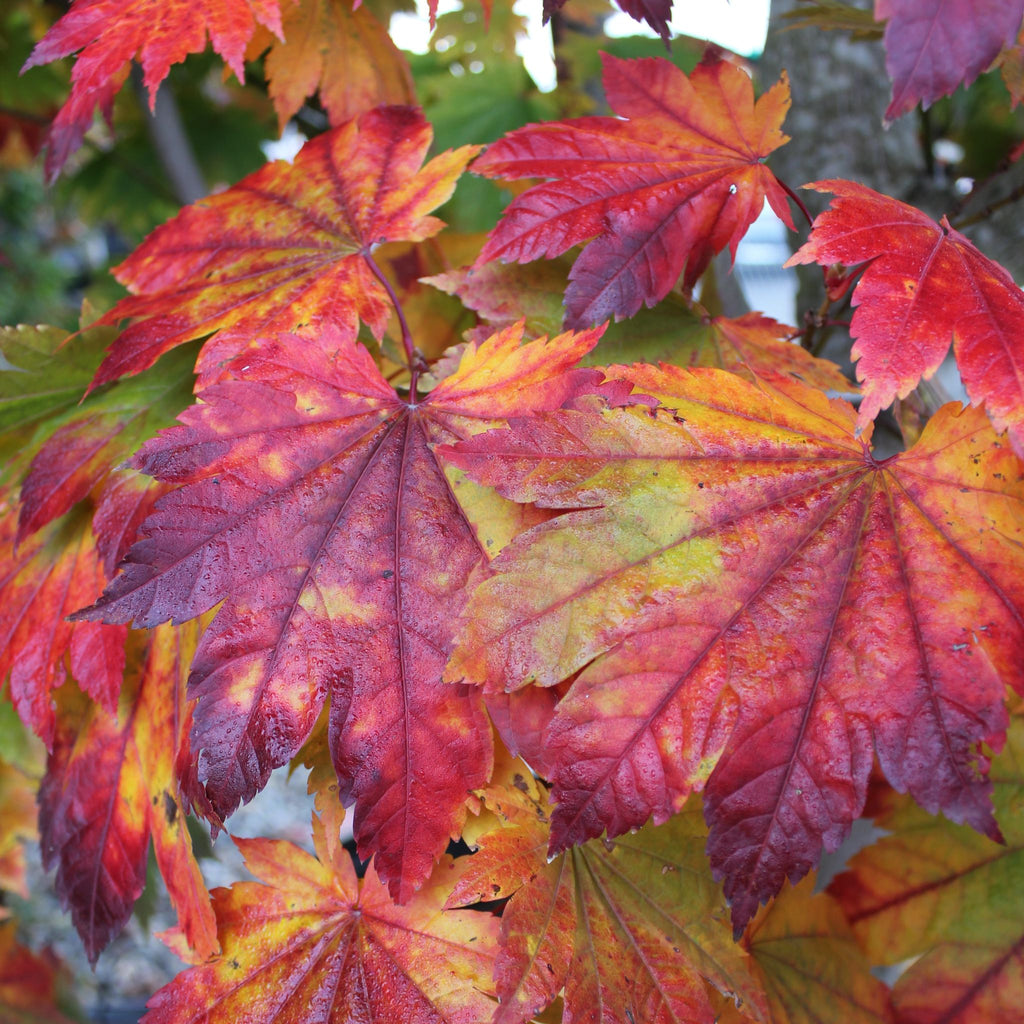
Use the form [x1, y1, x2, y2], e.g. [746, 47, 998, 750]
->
[131, 65, 207, 206]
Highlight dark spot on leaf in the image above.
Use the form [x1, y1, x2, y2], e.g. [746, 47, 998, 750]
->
[382, 569, 394, 579]
[162, 791, 177, 825]
[697, 481, 705, 489]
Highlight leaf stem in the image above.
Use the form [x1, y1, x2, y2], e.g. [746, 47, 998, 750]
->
[364, 250, 421, 399]
[779, 178, 814, 230]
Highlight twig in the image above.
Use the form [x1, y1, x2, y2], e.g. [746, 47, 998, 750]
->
[950, 181, 1024, 229]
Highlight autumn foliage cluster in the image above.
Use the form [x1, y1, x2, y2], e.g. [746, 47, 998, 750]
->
[2, 0, 1024, 1022]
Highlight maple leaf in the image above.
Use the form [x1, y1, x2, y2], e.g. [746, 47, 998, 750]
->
[90, 106, 478, 391]
[473, 53, 794, 328]
[448, 776, 765, 1024]
[742, 878, 892, 1024]
[443, 367, 1024, 933]
[142, 817, 500, 1024]
[788, 180, 1024, 457]
[74, 323, 602, 900]
[831, 717, 1024, 1024]
[38, 623, 216, 964]
[22, 0, 284, 181]
[875, 0, 1024, 120]
[249, 0, 415, 133]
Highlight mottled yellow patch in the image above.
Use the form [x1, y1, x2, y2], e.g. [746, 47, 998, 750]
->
[226, 662, 267, 705]
[258, 450, 295, 483]
[299, 582, 376, 624]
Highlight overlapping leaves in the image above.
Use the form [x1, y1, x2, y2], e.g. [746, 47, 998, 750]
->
[7, 21, 1024, 1023]
[444, 367, 1024, 932]
[447, 771, 764, 1024]
[428, 260, 852, 390]
[0, 322, 195, 744]
[832, 717, 1024, 1024]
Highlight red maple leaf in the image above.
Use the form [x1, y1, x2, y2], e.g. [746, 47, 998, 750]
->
[444, 367, 1024, 933]
[473, 53, 794, 329]
[75, 323, 603, 900]
[788, 179, 1024, 457]
[88, 106, 477, 392]
[0, 502, 126, 747]
[22, 0, 284, 180]
[876, 0, 1024, 120]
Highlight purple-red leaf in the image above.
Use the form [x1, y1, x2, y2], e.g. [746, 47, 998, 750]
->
[876, 0, 1024, 120]
[38, 624, 215, 963]
[75, 323, 601, 901]
[474, 53, 793, 328]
